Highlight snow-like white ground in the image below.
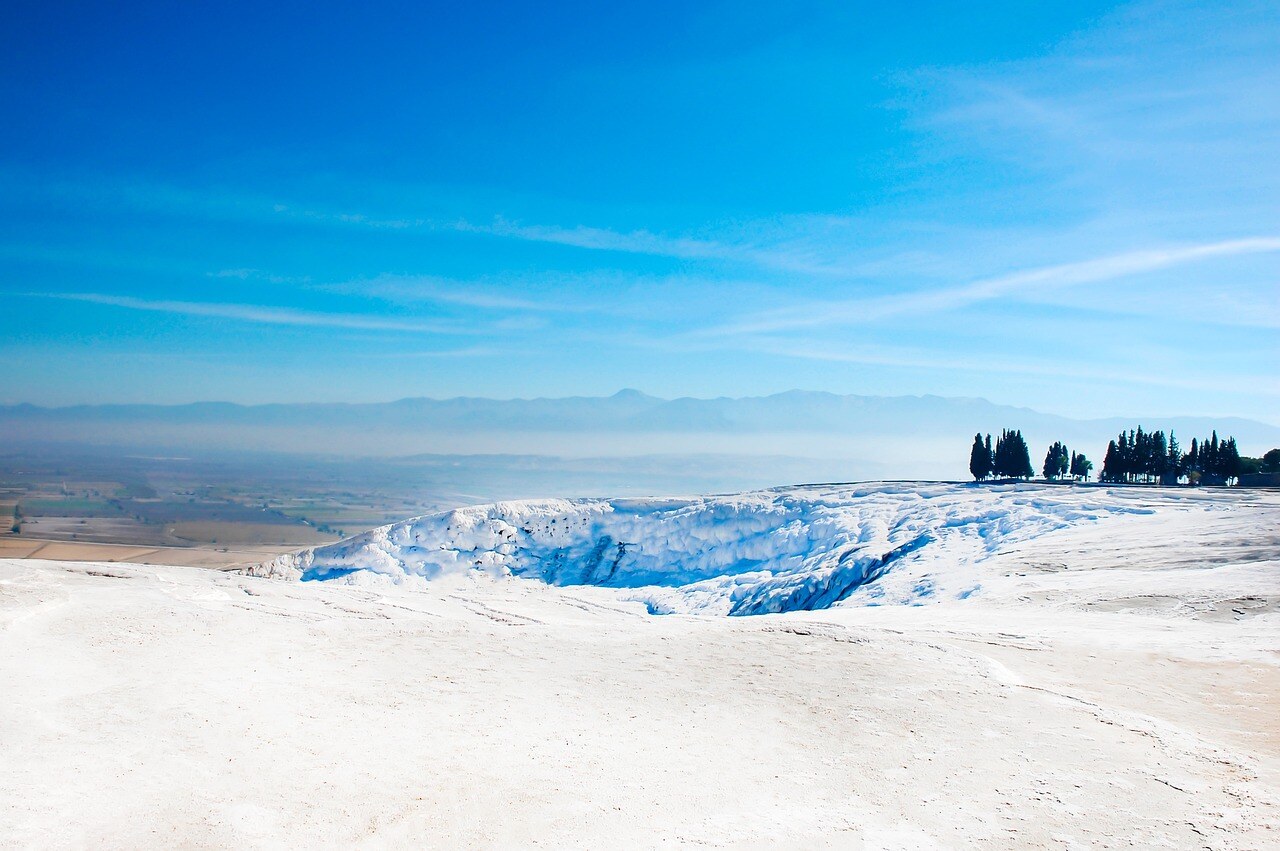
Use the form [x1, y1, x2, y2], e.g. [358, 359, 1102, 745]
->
[2, 483, 1279, 848]
[255, 483, 1227, 616]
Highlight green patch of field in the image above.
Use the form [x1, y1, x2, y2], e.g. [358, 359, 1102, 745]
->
[37, 480, 124, 497]
[126, 500, 272, 524]
[114, 482, 158, 499]
[18, 497, 125, 518]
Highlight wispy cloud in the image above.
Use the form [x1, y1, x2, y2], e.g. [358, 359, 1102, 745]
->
[272, 204, 428, 230]
[456, 218, 726, 258]
[207, 268, 312, 284]
[357, 345, 505, 359]
[717, 338, 1276, 398]
[453, 216, 867, 275]
[327, 273, 579, 313]
[0, 171, 970, 281]
[29, 292, 473, 334]
[698, 236, 1280, 336]
[321, 270, 787, 326]
[903, 0, 1280, 204]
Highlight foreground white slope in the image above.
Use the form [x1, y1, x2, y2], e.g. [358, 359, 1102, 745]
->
[256, 483, 1215, 615]
[2, 486, 1278, 848]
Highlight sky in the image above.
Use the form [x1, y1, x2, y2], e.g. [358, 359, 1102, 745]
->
[1, 0, 1277, 421]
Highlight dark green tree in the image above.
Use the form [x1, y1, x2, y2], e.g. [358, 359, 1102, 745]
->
[969, 433, 994, 481]
[1071, 452, 1093, 481]
[1100, 438, 1121, 483]
[1149, 430, 1167, 483]
[1184, 437, 1200, 476]
[992, 431, 1006, 478]
[1221, 437, 1242, 484]
[1042, 441, 1069, 480]
[1205, 431, 1220, 477]
[996, 429, 1034, 480]
[1166, 432, 1182, 483]
[1134, 426, 1146, 481]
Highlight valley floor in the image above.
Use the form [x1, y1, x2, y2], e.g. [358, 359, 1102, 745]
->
[1, 491, 1277, 849]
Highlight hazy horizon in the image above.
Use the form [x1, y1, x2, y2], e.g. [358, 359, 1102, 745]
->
[6, 390, 1277, 486]
[5, 387, 1279, 429]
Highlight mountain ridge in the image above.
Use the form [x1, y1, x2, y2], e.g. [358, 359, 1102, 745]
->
[4, 389, 1274, 429]
[3, 392, 1275, 479]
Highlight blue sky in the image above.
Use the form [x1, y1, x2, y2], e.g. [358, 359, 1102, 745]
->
[1, 0, 1276, 421]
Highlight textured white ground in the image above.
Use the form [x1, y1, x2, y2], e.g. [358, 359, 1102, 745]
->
[250, 483, 1182, 615]
[1, 486, 1278, 849]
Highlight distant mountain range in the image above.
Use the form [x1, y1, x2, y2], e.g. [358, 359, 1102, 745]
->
[3, 390, 1277, 481]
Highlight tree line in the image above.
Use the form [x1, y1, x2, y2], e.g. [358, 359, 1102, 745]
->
[968, 426, 1255, 485]
[969, 430, 1033, 480]
[969, 430, 1094, 482]
[1041, 440, 1093, 481]
[1099, 428, 1241, 485]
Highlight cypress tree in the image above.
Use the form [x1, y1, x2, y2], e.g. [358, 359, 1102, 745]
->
[1206, 431, 1220, 477]
[1222, 437, 1242, 484]
[1135, 426, 1146, 482]
[1012, 430, 1034, 480]
[1043, 441, 1069, 480]
[1150, 430, 1164, 482]
[1114, 431, 1130, 482]
[970, 433, 991, 481]
[1101, 440, 1120, 483]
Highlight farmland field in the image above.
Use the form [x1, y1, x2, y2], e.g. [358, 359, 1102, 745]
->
[0, 535, 298, 569]
[167, 520, 335, 546]
[0, 445, 812, 559]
